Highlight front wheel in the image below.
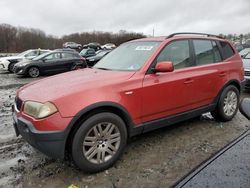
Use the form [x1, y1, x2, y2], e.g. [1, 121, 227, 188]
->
[8, 62, 15, 73]
[211, 85, 239, 122]
[71, 112, 127, 173]
[28, 67, 40, 78]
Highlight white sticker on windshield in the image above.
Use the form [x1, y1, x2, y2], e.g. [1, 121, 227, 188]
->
[135, 46, 154, 51]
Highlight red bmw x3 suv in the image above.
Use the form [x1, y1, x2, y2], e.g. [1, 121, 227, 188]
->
[13, 33, 245, 172]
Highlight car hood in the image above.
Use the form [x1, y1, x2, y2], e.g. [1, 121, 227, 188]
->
[15, 59, 35, 67]
[18, 68, 136, 103]
[243, 59, 250, 70]
[0, 56, 24, 61]
[87, 56, 102, 61]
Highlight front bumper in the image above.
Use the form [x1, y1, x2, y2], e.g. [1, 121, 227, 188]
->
[245, 79, 250, 89]
[12, 111, 66, 159]
[13, 66, 26, 75]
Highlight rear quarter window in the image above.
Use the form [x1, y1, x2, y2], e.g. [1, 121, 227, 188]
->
[219, 41, 235, 60]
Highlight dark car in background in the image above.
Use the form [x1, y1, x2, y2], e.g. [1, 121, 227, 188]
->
[79, 48, 96, 58]
[63, 42, 82, 49]
[86, 50, 111, 66]
[13, 50, 86, 77]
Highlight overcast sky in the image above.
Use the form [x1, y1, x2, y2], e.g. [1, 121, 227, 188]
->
[0, 0, 249, 37]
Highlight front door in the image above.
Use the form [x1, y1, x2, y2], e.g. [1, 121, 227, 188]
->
[141, 40, 196, 123]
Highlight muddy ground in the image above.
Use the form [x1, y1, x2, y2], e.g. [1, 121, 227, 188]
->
[0, 71, 249, 188]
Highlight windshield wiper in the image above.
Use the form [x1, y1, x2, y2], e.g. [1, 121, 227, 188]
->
[95, 67, 111, 70]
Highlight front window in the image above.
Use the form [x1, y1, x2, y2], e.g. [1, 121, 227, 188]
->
[33, 52, 51, 60]
[94, 41, 160, 71]
[156, 40, 191, 69]
[43, 53, 61, 61]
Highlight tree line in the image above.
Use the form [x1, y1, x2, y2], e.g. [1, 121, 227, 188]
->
[0, 24, 146, 53]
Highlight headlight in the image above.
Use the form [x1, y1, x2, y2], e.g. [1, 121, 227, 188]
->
[23, 101, 58, 119]
[19, 63, 29, 67]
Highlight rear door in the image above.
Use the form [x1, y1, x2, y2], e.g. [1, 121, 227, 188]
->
[189, 39, 235, 108]
[142, 40, 196, 122]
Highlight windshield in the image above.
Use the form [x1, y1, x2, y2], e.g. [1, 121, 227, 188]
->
[80, 49, 88, 55]
[32, 51, 51, 60]
[18, 50, 32, 57]
[239, 48, 250, 56]
[94, 41, 160, 71]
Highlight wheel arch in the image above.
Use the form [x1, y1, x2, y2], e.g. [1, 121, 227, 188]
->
[64, 102, 135, 155]
[213, 79, 241, 105]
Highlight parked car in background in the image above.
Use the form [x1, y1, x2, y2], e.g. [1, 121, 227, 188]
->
[239, 48, 250, 58]
[79, 48, 96, 58]
[13, 33, 245, 172]
[82, 43, 102, 51]
[0, 49, 50, 73]
[63, 42, 82, 49]
[13, 50, 86, 77]
[234, 42, 244, 52]
[242, 51, 250, 89]
[101, 43, 116, 50]
[86, 50, 111, 66]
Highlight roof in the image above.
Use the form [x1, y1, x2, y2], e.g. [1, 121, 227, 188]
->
[132, 32, 226, 42]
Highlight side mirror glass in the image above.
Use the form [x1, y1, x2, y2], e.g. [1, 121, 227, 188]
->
[239, 98, 250, 120]
[153, 61, 174, 73]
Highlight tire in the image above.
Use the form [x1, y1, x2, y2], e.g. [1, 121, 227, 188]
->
[211, 85, 239, 122]
[71, 112, 127, 173]
[28, 67, 40, 78]
[70, 64, 82, 71]
[8, 62, 15, 73]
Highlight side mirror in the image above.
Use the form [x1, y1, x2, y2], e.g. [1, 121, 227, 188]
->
[153, 61, 174, 73]
[239, 98, 250, 120]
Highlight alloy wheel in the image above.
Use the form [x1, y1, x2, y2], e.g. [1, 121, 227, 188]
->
[83, 122, 121, 164]
[223, 90, 238, 116]
[29, 67, 39, 78]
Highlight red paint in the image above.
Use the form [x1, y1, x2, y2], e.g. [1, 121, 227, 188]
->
[15, 35, 244, 132]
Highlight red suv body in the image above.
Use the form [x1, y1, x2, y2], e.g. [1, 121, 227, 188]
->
[13, 33, 245, 172]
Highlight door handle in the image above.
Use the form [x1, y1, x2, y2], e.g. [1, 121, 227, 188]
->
[184, 79, 194, 84]
[219, 71, 226, 77]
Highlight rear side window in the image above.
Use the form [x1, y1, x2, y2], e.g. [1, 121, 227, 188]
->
[193, 40, 223, 65]
[157, 40, 192, 69]
[193, 40, 214, 65]
[219, 41, 235, 60]
[62, 52, 76, 59]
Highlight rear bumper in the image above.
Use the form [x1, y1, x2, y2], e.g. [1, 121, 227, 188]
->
[0, 63, 8, 70]
[12, 112, 66, 159]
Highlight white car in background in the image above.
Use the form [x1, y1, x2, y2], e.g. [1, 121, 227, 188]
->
[239, 48, 250, 57]
[101, 43, 116, 50]
[242, 51, 250, 89]
[0, 49, 50, 73]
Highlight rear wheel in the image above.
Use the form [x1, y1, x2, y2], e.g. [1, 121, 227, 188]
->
[211, 85, 239, 122]
[71, 112, 127, 173]
[28, 67, 40, 78]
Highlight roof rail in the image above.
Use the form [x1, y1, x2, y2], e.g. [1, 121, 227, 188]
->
[166, 32, 223, 39]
